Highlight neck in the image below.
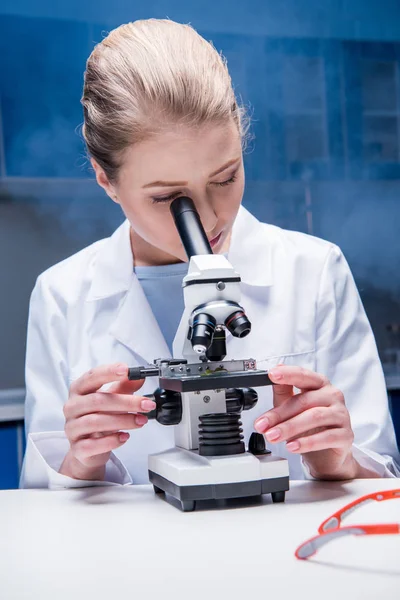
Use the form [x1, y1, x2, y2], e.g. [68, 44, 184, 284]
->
[130, 229, 183, 267]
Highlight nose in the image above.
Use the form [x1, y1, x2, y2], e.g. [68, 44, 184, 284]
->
[193, 197, 218, 234]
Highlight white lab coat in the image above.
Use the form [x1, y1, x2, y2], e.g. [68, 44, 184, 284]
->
[20, 205, 400, 488]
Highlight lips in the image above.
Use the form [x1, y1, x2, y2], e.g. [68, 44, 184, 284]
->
[209, 232, 222, 247]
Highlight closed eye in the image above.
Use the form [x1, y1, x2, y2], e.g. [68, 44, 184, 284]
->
[151, 171, 238, 204]
[214, 174, 237, 187]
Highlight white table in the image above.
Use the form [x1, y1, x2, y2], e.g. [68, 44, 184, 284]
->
[1, 479, 399, 600]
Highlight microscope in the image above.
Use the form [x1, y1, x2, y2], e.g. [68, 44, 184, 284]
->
[128, 197, 289, 511]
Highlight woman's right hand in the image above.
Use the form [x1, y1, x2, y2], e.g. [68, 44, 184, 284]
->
[59, 363, 155, 481]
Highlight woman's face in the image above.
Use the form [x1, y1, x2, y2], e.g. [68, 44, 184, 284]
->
[93, 121, 245, 266]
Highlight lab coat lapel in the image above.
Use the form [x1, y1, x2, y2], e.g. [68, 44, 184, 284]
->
[109, 275, 171, 365]
[87, 219, 171, 365]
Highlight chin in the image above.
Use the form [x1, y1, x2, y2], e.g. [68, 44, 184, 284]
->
[168, 247, 188, 263]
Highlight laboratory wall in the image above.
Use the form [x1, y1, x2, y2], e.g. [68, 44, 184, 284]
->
[1, 1, 400, 487]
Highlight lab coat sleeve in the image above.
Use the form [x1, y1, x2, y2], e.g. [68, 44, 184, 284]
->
[305, 244, 400, 479]
[20, 275, 133, 489]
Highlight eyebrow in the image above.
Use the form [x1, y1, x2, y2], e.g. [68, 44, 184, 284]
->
[141, 157, 241, 189]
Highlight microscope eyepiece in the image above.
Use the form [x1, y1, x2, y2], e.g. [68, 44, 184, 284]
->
[170, 197, 212, 259]
[225, 310, 251, 338]
[190, 312, 217, 354]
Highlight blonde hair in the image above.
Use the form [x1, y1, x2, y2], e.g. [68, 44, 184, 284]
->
[81, 19, 249, 182]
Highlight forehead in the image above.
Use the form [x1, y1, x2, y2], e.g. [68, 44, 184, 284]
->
[119, 123, 242, 186]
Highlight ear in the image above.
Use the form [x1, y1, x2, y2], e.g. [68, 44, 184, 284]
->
[91, 158, 120, 204]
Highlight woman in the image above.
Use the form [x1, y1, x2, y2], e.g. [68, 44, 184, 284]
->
[21, 19, 399, 489]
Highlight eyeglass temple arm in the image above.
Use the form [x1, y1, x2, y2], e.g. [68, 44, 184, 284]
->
[296, 523, 400, 560]
[319, 489, 400, 533]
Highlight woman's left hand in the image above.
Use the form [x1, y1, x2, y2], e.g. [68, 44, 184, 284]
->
[254, 365, 358, 480]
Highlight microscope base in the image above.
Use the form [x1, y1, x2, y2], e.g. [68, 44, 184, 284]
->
[148, 447, 290, 511]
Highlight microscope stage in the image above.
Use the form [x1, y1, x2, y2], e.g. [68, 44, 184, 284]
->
[159, 369, 272, 393]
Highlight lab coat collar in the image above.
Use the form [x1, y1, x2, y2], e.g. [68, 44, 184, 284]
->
[228, 205, 273, 288]
[87, 219, 134, 301]
[87, 205, 273, 302]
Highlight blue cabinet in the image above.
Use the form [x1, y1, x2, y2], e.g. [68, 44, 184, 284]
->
[0, 422, 24, 489]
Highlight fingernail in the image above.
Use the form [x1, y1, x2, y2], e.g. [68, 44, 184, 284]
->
[115, 363, 128, 375]
[141, 399, 156, 411]
[286, 441, 300, 452]
[135, 414, 148, 426]
[266, 428, 281, 442]
[269, 369, 283, 381]
[255, 417, 270, 432]
[119, 432, 130, 442]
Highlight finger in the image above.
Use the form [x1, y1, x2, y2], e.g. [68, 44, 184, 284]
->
[272, 383, 294, 408]
[268, 366, 329, 391]
[268, 362, 293, 407]
[285, 428, 352, 454]
[70, 363, 132, 396]
[255, 387, 341, 433]
[66, 413, 148, 442]
[73, 431, 131, 463]
[263, 406, 344, 444]
[65, 392, 156, 419]
[106, 378, 145, 395]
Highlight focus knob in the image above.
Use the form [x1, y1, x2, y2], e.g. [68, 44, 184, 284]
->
[154, 388, 182, 426]
[248, 432, 271, 455]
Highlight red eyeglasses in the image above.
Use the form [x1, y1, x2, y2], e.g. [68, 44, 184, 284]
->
[295, 488, 400, 560]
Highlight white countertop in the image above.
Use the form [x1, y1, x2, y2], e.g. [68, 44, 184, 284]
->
[1, 479, 399, 599]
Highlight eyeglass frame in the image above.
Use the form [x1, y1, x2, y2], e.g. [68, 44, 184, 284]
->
[295, 488, 400, 560]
